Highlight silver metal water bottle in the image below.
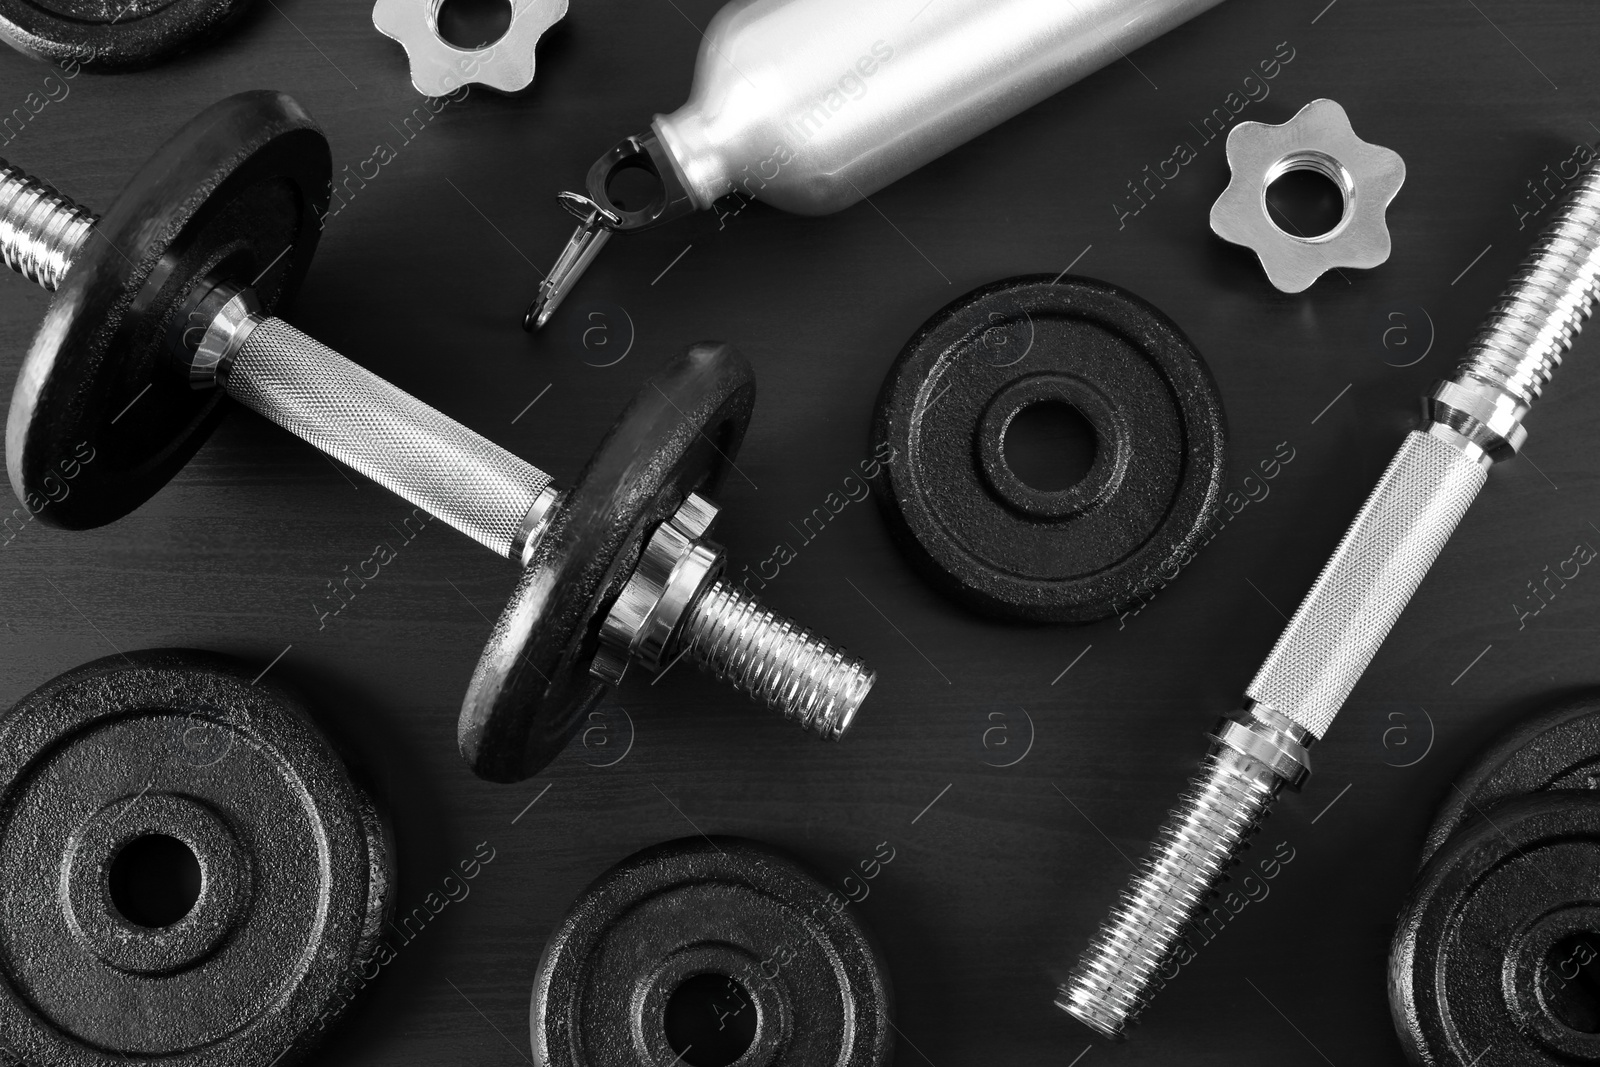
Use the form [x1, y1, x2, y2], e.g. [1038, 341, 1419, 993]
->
[525, 0, 1229, 329]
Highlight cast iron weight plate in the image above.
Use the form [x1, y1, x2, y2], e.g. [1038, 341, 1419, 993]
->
[1389, 793, 1600, 1067]
[460, 342, 755, 783]
[0, 649, 393, 1066]
[1416, 691, 1600, 868]
[0, 0, 256, 71]
[6, 89, 329, 530]
[872, 275, 1227, 622]
[532, 836, 894, 1067]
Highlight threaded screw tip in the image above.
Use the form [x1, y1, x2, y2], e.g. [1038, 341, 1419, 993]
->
[1058, 749, 1278, 1037]
[681, 579, 873, 740]
[0, 159, 96, 293]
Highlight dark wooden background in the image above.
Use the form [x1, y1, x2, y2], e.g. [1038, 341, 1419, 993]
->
[1, 0, 1597, 1063]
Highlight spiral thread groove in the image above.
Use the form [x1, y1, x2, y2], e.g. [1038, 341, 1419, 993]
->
[0, 160, 96, 292]
[681, 579, 874, 740]
[1058, 749, 1277, 1038]
[1456, 163, 1600, 406]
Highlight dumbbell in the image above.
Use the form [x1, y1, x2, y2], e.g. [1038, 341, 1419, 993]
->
[0, 90, 875, 783]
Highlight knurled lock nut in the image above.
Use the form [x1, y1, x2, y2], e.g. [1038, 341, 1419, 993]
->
[592, 493, 725, 685]
[373, 0, 568, 96]
[1211, 98, 1406, 293]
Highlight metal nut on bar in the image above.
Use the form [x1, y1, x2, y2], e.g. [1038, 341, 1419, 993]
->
[592, 493, 725, 685]
[1210, 98, 1406, 293]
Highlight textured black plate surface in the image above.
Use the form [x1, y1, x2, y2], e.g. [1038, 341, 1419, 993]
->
[0, 0, 256, 71]
[0, 649, 392, 1066]
[460, 342, 754, 783]
[4, 89, 327, 530]
[1390, 793, 1600, 1067]
[532, 836, 893, 1067]
[1417, 691, 1600, 868]
[872, 275, 1226, 622]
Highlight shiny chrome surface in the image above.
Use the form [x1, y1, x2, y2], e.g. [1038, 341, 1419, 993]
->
[592, 492, 725, 683]
[192, 284, 262, 390]
[1210, 98, 1405, 293]
[1059, 723, 1288, 1038]
[1246, 429, 1488, 740]
[528, 0, 1228, 327]
[512, 484, 563, 566]
[373, 0, 569, 95]
[1212, 708, 1313, 787]
[224, 315, 557, 560]
[1435, 163, 1600, 450]
[592, 490, 874, 738]
[682, 578, 874, 741]
[656, 0, 1228, 214]
[524, 194, 617, 330]
[1063, 160, 1600, 1042]
[1423, 380, 1527, 460]
[0, 160, 94, 292]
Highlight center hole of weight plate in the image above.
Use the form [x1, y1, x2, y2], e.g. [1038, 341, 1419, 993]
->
[1542, 933, 1600, 1032]
[1003, 401, 1097, 492]
[108, 833, 202, 929]
[1265, 156, 1349, 239]
[663, 972, 758, 1066]
[434, 0, 514, 48]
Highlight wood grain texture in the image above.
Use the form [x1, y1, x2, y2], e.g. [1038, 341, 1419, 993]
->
[0, 0, 1596, 1063]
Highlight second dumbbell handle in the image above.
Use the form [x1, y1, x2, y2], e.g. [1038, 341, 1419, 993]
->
[1060, 161, 1600, 1039]
[222, 313, 557, 561]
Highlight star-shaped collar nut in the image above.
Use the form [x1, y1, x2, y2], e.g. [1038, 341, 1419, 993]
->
[373, 0, 569, 97]
[1210, 98, 1406, 293]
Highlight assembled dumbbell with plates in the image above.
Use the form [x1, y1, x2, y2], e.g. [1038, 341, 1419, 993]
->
[0, 90, 873, 783]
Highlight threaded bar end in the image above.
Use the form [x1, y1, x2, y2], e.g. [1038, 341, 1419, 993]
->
[1058, 748, 1279, 1038]
[681, 579, 874, 740]
[0, 159, 96, 292]
[1455, 163, 1600, 407]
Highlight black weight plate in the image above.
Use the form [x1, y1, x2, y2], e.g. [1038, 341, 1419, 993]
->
[459, 342, 755, 783]
[1417, 691, 1600, 868]
[0, 0, 255, 71]
[0, 649, 393, 1066]
[871, 275, 1227, 622]
[1390, 793, 1600, 1067]
[532, 836, 894, 1067]
[6, 89, 330, 530]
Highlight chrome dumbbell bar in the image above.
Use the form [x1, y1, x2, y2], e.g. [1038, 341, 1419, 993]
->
[1060, 162, 1600, 1038]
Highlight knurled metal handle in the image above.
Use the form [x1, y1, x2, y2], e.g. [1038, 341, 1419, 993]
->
[1246, 429, 1487, 739]
[224, 317, 554, 559]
